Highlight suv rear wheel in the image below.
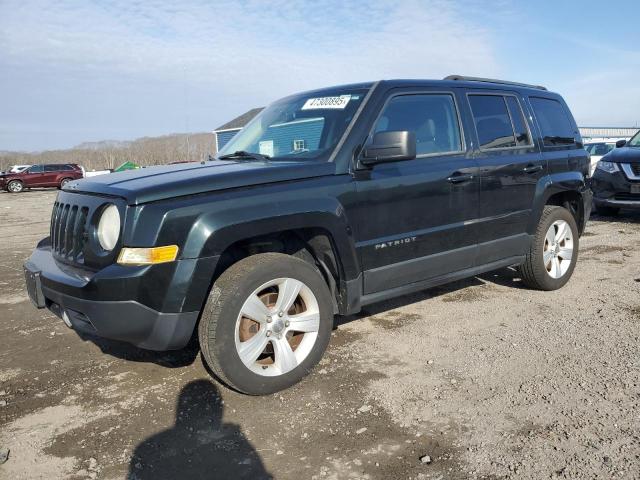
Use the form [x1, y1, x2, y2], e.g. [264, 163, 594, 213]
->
[7, 180, 24, 193]
[198, 252, 333, 395]
[518, 206, 579, 290]
[59, 178, 73, 188]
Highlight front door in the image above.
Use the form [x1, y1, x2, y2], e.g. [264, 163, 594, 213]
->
[466, 92, 545, 263]
[23, 165, 46, 186]
[353, 89, 479, 295]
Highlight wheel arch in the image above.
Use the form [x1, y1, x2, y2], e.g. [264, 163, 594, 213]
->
[175, 200, 361, 317]
[529, 172, 589, 236]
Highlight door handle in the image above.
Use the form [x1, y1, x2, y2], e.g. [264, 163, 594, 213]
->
[447, 173, 474, 184]
[523, 164, 543, 174]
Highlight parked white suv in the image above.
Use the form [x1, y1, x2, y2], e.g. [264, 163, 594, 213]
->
[584, 142, 617, 175]
[8, 165, 33, 174]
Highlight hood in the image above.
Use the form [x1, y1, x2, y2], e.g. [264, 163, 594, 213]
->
[65, 159, 335, 204]
[604, 146, 640, 164]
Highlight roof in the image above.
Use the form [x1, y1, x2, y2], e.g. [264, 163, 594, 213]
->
[215, 107, 264, 132]
[213, 77, 557, 133]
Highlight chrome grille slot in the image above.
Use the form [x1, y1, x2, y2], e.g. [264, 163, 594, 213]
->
[50, 201, 89, 264]
[614, 192, 640, 201]
[63, 205, 77, 255]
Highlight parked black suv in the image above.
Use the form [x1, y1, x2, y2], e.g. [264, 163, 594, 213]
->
[24, 77, 591, 395]
[592, 131, 640, 215]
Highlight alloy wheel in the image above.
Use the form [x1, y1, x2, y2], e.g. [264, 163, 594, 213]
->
[543, 220, 573, 279]
[234, 277, 320, 377]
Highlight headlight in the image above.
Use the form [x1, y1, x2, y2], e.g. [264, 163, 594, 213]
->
[596, 161, 619, 173]
[97, 204, 120, 251]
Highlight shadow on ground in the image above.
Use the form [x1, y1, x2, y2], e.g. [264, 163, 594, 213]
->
[79, 333, 200, 368]
[128, 380, 272, 480]
[590, 210, 640, 224]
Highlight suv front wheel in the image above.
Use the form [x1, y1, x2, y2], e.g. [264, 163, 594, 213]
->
[519, 206, 579, 290]
[7, 180, 24, 193]
[199, 252, 333, 395]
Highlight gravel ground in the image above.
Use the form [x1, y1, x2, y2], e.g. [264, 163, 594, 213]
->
[0, 189, 639, 480]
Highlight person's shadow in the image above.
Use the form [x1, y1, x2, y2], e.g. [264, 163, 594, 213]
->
[128, 379, 272, 480]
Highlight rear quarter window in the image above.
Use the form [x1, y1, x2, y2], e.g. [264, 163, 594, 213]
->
[530, 97, 576, 147]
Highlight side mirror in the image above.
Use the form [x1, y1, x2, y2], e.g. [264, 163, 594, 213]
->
[361, 131, 416, 165]
[616, 139, 627, 148]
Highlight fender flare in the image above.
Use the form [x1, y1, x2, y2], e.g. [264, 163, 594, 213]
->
[181, 198, 360, 281]
[528, 172, 589, 234]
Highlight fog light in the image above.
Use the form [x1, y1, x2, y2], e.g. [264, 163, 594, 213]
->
[117, 245, 179, 265]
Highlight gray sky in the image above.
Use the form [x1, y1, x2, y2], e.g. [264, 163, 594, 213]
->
[1, 0, 638, 152]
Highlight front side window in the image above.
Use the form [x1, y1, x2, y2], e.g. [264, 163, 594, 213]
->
[28, 165, 44, 173]
[218, 88, 369, 160]
[530, 97, 576, 147]
[627, 130, 640, 147]
[469, 95, 531, 149]
[372, 94, 462, 156]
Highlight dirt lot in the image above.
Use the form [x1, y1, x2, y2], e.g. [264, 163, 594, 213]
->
[0, 189, 639, 480]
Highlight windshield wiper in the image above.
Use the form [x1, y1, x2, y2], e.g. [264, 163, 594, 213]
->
[217, 150, 271, 161]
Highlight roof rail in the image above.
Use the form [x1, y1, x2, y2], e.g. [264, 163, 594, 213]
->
[444, 75, 547, 91]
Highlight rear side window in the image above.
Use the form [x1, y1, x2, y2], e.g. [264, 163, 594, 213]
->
[468, 95, 532, 149]
[505, 97, 531, 147]
[529, 97, 576, 147]
[44, 165, 59, 172]
[61, 165, 75, 171]
[373, 94, 462, 156]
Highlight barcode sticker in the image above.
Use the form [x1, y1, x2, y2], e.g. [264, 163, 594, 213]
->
[301, 95, 351, 110]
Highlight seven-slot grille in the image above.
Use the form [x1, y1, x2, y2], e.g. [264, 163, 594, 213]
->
[50, 201, 89, 263]
[631, 163, 640, 176]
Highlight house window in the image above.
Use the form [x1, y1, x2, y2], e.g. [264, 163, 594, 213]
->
[292, 139, 306, 151]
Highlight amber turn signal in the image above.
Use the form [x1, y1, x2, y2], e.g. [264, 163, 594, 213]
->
[117, 245, 179, 265]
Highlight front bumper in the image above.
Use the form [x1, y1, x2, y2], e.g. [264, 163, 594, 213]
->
[592, 168, 640, 210]
[24, 240, 219, 350]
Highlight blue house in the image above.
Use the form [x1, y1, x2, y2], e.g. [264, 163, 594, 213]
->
[214, 107, 263, 152]
[249, 117, 324, 156]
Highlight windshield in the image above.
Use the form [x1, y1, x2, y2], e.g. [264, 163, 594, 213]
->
[628, 130, 640, 147]
[217, 88, 369, 161]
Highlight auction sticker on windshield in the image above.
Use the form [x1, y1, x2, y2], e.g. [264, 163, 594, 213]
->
[302, 95, 351, 110]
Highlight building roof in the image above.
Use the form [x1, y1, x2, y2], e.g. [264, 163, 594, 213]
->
[215, 107, 264, 132]
[579, 127, 638, 138]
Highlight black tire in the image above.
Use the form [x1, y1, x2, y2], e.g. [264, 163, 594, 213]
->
[198, 252, 333, 395]
[596, 204, 619, 216]
[518, 206, 579, 291]
[7, 180, 24, 193]
[59, 177, 72, 189]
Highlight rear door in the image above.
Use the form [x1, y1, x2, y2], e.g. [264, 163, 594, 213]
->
[43, 165, 62, 186]
[466, 91, 544, 264]
[353, 88, 480, 295]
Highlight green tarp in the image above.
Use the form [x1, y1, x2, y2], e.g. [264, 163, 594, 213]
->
[114, 161, 140, 172]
